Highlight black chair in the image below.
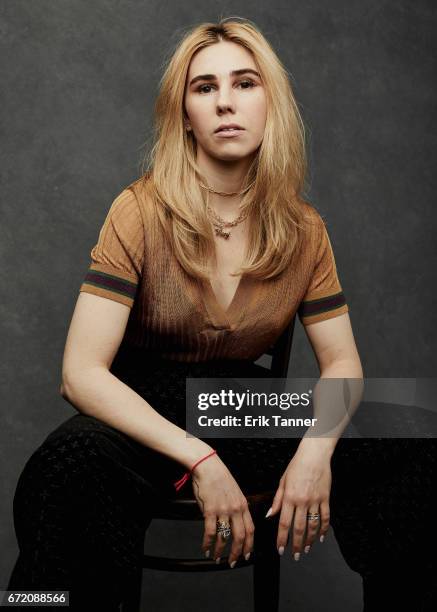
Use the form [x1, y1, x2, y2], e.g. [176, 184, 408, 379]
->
[123, 316, 297, 612]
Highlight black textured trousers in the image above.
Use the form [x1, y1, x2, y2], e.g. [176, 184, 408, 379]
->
[7, 356, 437, 611]
[7, 412, 184, 611]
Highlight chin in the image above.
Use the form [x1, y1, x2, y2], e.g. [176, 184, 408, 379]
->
[210, 146, 257, 162]
[215, 152, 248, 162]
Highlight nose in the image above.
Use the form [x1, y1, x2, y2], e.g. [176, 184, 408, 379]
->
[216, 83, 235, 114]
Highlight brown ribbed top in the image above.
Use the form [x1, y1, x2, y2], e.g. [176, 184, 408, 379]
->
[79, 177, 349, 362]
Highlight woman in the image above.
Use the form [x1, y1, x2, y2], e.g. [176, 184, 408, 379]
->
[8, 17, 436, 611]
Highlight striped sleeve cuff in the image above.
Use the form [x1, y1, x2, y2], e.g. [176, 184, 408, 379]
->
[79, 262, 139, 308]
[298, 290, 349, 325]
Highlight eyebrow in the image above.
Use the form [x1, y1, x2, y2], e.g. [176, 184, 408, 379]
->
[189, 68, 261, 87]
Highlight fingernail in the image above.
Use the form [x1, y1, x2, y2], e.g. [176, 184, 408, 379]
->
[230, 560, 237, 569]
[278, 546, 284, 556]
[205, 550, 210, 558]
[245, 552, 251, 561]
[320, 535, 325, 543]
[265, 507, 273, 518]
[304, 545, 310, 554]
[215, 557, 221, 564]
[294, 552, 300, 561]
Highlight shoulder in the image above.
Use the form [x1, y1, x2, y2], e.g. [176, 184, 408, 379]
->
[299, 198, 325, 229]
[104, 174, 157, 236]
[94, 188, 143, 258]
[121, 174, 157, 228]
[107, 186, 140, 220]
[297, 198, 327, 253]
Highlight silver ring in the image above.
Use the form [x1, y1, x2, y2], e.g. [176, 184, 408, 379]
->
[216, 519, 232, 540]
[307, 513, 320, 521]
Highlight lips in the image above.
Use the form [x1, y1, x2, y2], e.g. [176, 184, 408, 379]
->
[215, 123, 244, 133]
[215, 128, 245, 139]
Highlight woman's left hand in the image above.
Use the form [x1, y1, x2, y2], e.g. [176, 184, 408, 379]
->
[267, 438, 333, 559]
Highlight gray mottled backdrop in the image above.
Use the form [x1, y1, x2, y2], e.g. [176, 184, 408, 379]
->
[1, 1, 435, 610]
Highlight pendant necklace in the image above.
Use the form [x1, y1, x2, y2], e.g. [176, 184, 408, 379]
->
[199, 180, 254, 240]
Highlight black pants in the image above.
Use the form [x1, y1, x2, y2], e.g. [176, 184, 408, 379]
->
[7, 356, 437, 610]
[7, 413, 179, 611]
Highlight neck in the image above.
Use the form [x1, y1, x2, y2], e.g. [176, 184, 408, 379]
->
[197, 147, 254, 218]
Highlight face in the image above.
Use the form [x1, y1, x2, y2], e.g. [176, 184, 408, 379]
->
[184, 40, 267, 163]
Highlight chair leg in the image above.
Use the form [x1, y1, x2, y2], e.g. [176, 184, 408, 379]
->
[253, 517, 281, 612]
[122, 567, 143, 612]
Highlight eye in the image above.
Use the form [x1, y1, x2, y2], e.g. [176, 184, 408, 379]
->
[195, 79, 257, 94]
[196, 83, 215, 94]
[238, 79, 256, 89]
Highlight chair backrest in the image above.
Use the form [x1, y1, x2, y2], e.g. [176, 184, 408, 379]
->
[265, 315, 296, 378]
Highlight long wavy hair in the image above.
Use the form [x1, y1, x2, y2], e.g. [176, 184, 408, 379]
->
[140, 17, 313, 281]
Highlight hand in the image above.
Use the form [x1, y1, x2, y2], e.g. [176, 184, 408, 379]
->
[267, 440, 332, 560]
[191, 454, 254, 568]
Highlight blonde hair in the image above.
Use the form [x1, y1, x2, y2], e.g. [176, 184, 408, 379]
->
[140, 16, 313, 281]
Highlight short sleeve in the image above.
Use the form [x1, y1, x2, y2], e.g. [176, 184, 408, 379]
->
[298, 216, 349, 325]
[79, 188, 144, 308]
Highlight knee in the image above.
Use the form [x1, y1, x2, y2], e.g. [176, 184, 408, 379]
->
[43, 414, 114, 449]
[15, 416, 117, 495]
[43, 414, 128, 458]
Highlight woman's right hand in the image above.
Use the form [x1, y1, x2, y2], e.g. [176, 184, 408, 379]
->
[191, 453, 254, 567]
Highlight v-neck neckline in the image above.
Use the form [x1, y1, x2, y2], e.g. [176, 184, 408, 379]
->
[200, 272, 249, 330]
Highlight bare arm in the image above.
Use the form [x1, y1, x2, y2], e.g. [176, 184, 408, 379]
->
[299, 311, 364, 457]
[60, 292, 214, 471]
[272, 312, 364, 558]
[61, 291, 256, 565]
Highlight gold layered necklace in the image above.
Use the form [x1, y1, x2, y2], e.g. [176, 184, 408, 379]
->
[199, 179, 254, 240]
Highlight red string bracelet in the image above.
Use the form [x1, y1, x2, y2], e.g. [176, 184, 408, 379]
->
[174, 449, 217, 492]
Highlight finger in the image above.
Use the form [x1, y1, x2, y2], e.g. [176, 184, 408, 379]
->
[276, 498, 294, 555]
[241, 507, 255, 560]
[304, 503, 321, 553]
[319, 499, 330, 542]
[292, 505, 307, 559]
[267, 482, 284, 517]
[213, 515, 230, 561]
[228, 512, 245, 567]
[202, 512, 217, 558]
